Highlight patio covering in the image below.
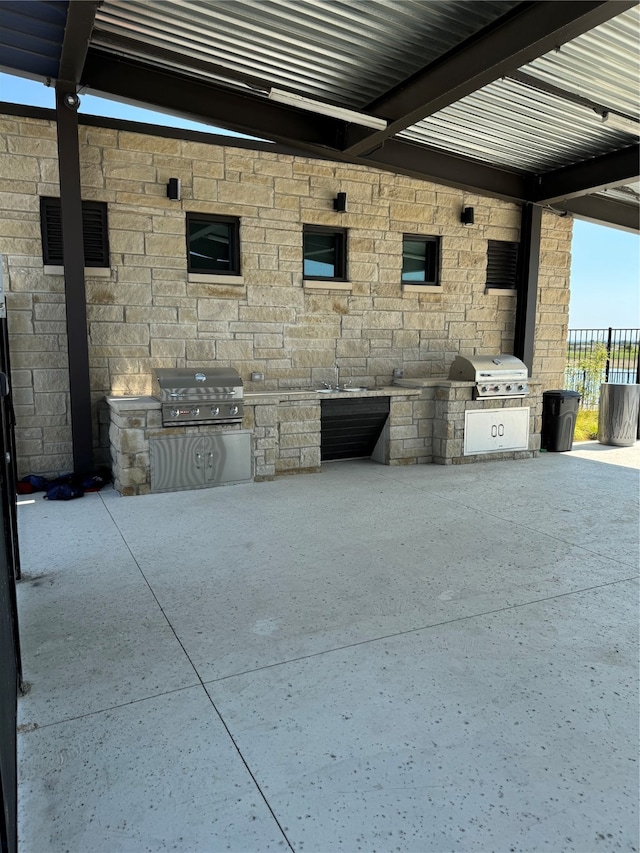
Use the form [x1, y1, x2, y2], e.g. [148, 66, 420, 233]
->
[0, 0, 638, 232]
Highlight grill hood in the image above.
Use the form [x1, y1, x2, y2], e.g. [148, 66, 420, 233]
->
[448, 355, 528, 381]
[153, 367, 244, 425]
[449, 354, 529, 398]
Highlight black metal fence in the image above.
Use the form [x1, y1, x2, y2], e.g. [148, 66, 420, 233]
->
[565, 328, 640, 408]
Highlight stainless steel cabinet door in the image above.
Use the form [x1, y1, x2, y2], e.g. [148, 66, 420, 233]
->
[150, 434, 205, 492]
[463, 408, 529, 455]
[202, 432, 252, 484]
[150, 431, 252, 492]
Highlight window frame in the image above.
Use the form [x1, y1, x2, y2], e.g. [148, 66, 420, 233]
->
[186, 212, 241, 276]
[40, 196, 110, 268]
[401, 233, 441, 286]
[486, 239, 520, 291]
[303, 224, 348, 282]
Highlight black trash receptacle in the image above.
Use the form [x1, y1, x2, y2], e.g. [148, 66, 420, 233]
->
[542, 390, 581, 452]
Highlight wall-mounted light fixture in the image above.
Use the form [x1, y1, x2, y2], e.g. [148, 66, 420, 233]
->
[333, 192, 347, 212]
[62, 92, 80, 110]
[268, 88, 388, 131]
[167, 178, 181, 201]
[460, 206, 475, 226]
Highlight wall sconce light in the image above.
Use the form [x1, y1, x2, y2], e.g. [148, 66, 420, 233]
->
[333, 192, 347, 212]
[167, 178, 181, 201]
[460, 206, 475, 226]
[62, 92, 80, 110]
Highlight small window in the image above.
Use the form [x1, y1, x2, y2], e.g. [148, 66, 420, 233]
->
[402, 234, 440, 284]
[40, 197, 110, 267]
[187, 213, 241, 275]
[303, 225, 347, 280]
[486, 240, 519, 289]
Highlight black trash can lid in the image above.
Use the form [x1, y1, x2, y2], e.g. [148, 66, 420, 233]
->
[543, 389, 581, 398]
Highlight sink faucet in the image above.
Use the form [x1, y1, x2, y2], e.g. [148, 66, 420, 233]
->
[335, 363, 340, 391]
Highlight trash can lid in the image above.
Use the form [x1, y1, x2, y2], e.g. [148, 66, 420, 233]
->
[543, 389, 581, 398]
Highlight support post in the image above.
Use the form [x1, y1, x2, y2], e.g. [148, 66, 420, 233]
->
[55, 83, 94, 475]
[514, 203, 542, 373]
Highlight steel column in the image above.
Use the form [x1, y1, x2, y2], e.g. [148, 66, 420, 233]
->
[55, 83, 94, 475]
[514, 203, 542, 372]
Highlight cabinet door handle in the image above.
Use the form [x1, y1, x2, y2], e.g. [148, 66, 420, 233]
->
[208, 451, 214, 468]
[498, 423, 505, 436]
[491, 424, 497, 437]
[195, 451, 202, 469]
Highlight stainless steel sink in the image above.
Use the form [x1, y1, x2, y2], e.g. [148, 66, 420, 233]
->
[316, 387, 368, 393]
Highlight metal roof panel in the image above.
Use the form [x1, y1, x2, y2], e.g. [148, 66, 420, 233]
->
[93, 0, 519, 107]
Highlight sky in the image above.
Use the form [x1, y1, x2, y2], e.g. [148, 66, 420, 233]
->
[1, 72, 638, 331]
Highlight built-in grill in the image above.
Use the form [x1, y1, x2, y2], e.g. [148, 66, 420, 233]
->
[153, 367, 244, 426]
[448, 354, 529, 398]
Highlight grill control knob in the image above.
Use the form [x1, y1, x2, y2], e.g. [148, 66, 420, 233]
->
[170, 408, 180, 418]
[229, 405, 239, 416]
[506, 384, 512, 391]
[190, 407, 200, 417]
[493, 385, 500, 392]
[481, 385, 488, 393]
[210, 406, 220, 416]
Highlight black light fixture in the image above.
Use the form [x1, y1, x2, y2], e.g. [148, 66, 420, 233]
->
[333, 192, 347, 212]
[167, 178, 181, 201]
[460, 206, 474, 226]
[62, 92, 80, 110]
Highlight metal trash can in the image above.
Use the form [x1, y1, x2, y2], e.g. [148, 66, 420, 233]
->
[598, 383, 640, 447]
[541, 390, 581, 452]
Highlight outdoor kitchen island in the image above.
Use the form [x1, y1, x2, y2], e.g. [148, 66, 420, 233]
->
[106, 378, 541, 496]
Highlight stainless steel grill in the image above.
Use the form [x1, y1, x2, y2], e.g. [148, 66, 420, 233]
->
[153, 367, 244, 425]
[448, 354, 529, 398]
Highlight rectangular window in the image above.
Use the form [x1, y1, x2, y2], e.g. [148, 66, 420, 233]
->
[402, 234, 440, 284]
[187, 213, 241, 275]
[303, 225, 347, 280]
[486, 240, 519, 289]
[40, 197, 110, 267]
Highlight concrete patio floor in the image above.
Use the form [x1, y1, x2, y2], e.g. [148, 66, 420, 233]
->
[15, 441, 640, 853]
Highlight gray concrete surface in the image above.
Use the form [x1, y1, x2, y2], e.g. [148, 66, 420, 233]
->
[16, 443, 640, 852]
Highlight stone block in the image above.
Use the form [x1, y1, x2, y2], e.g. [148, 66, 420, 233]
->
[35, 392, 67, 416]
[151, 338, 186, 358]
[91, 323, 150, 346]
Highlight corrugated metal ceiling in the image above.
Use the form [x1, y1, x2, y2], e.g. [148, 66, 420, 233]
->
[92, 0, 520, 107]
[524, 5, 640, 119]
[399, 5, 639, 175]
[0, 0, 636, 230]
[399, 77, 634, 173]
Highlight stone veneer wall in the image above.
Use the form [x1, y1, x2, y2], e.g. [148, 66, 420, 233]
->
[0, 112, 572, 477]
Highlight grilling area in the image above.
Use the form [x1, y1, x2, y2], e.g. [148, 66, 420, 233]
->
[106, 355, 540, 496]
[16, 445, 639, 852]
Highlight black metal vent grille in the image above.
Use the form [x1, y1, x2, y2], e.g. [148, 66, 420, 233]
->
[40, 197, 110, 267]
[321, 397, 390, 461]
[486, 240, 519, 289]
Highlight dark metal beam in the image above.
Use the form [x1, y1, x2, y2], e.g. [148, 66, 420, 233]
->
[344, 0, 635, 156]
[81, 51, 344, 149]
[55, 82, 94, 475]
[80, 51, 531, 201]
[514, 204, 542, 372]
[58, 0, 99, 83]
[555, 194, 640, 233]
[530, 144, 640, 204]
[364, 139, 528, 202]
